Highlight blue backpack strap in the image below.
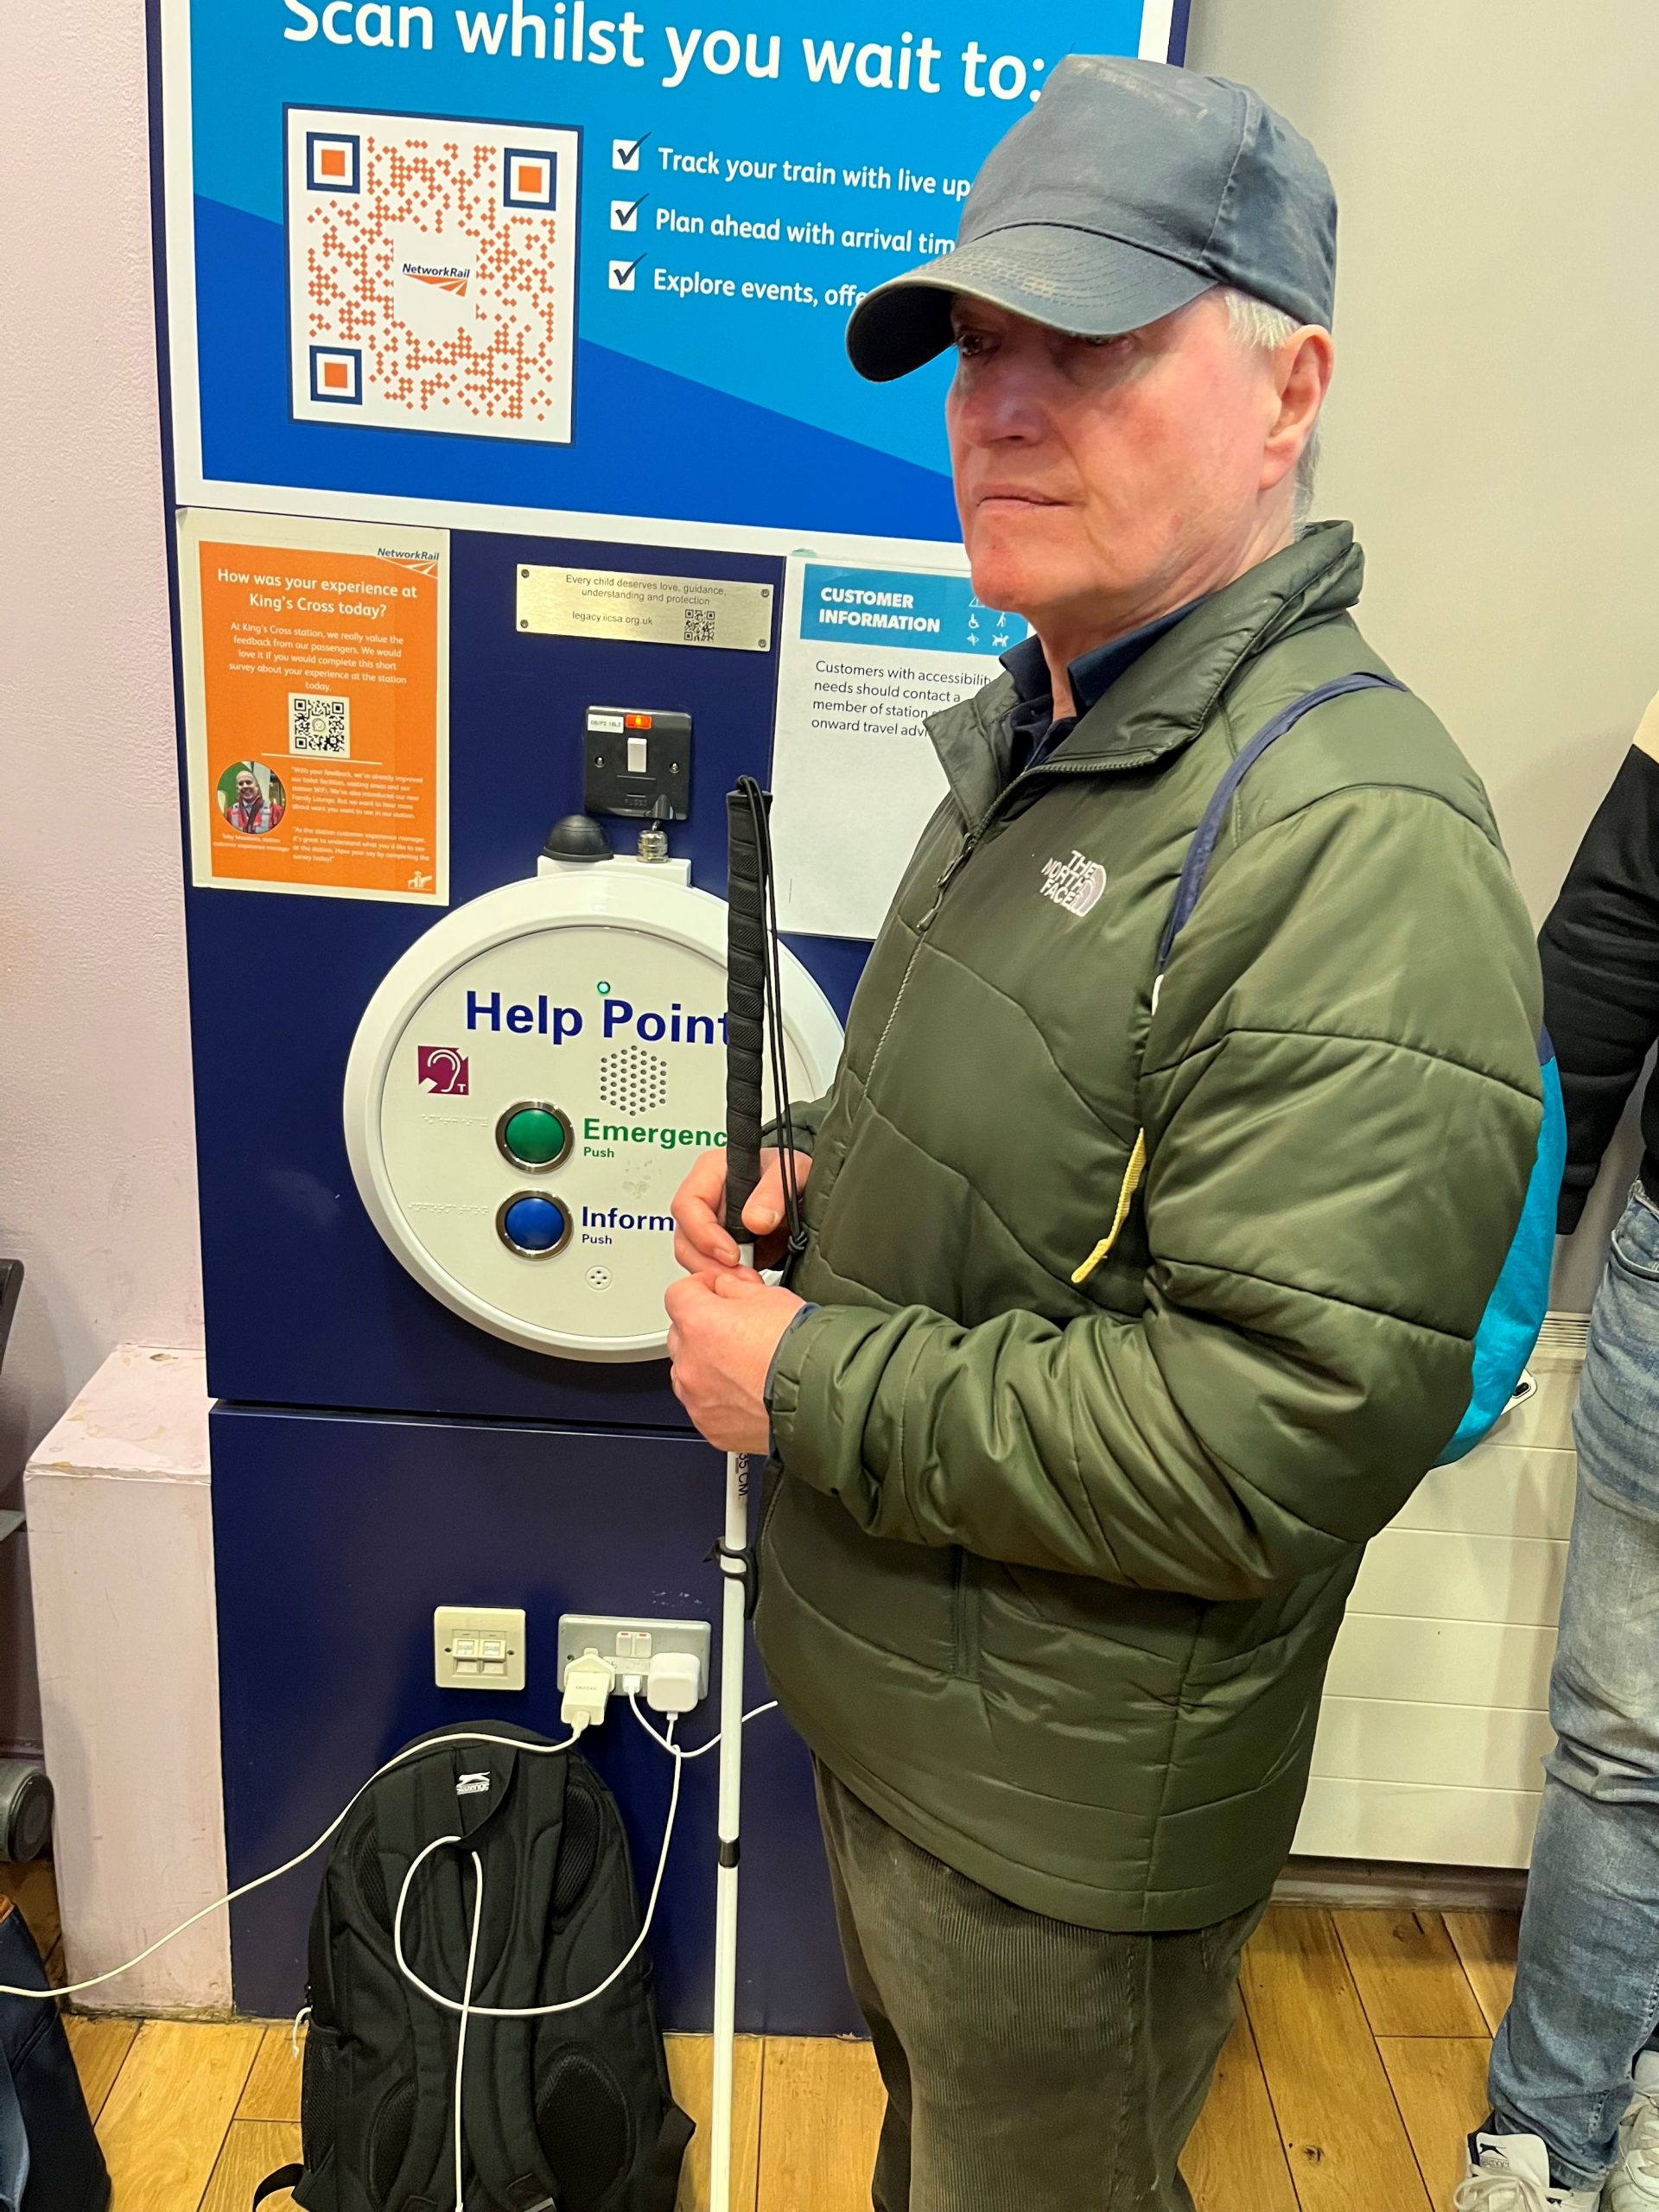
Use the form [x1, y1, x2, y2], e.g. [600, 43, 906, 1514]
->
[1435, 1023, 1568, 1464]
[1135, 664, 1560, 1466]
[1072, 669, 1409, 1289]
[1156, 672, 1408, 971]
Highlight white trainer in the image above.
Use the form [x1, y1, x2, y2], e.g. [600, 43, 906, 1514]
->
[1455, 2129, 1603, 2211]
[1608, 2053, 1659, 2209]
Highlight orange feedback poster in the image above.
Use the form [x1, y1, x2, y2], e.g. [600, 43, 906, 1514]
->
[180, 511, 448, 904]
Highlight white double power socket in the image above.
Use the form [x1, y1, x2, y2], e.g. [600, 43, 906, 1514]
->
[556, 1614, 712, 1705]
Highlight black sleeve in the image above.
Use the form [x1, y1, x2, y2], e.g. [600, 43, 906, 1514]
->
[1538, 743, 1659, 1230]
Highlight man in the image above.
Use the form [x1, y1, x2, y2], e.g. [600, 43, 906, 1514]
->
[669, 57, 1544, 2212]
[225, 764, 283, 834]
[1463, 695, 1659, 2212]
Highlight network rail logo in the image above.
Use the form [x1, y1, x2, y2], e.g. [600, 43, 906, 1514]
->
[403, 257, 473, 297]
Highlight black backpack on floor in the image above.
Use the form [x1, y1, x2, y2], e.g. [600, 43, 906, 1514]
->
[0, 1897, 110, 2212]
[257, 1723, 693, 2212]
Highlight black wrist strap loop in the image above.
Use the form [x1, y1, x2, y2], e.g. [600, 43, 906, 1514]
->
[710, 1539, 758, 1621]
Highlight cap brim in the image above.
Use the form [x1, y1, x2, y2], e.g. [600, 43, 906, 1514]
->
[847, 226, 1214, 383]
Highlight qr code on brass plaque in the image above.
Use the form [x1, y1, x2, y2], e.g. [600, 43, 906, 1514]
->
[285, 108, 580, 442]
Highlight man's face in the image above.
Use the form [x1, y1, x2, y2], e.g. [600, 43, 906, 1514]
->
[946, 290, 1302, 638]
[236, 772, 257, 805]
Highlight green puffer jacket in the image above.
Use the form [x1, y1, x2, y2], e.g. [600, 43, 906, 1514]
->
[755, 523, 1544, 1932]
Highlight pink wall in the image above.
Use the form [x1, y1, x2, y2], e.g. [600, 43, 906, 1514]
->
[0, 0, 203, 1748]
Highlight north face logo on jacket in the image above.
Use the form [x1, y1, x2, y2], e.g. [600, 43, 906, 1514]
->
[1040, 851, 1108, 916]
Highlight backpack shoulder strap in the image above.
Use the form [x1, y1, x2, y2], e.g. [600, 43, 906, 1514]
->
[1155, 671, 1407, 972]
[251, 2164, 304, 2209]
[1072, 670, 1408, 1289]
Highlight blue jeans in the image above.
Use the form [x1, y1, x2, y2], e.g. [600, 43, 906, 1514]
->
[1490, 1185, 1659, 2191]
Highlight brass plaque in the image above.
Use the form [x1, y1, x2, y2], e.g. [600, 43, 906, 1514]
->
[516, 565, 774, 652]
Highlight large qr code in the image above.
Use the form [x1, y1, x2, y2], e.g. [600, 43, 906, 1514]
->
[683, 609, 717, 645]
[288, 109, 580, 445]
[289, 694, 351, 758]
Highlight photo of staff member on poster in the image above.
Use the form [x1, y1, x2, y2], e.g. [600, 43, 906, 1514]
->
[218, 760, 288, 835]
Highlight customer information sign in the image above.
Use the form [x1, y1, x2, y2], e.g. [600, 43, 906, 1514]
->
[157, 0, 1185, 550]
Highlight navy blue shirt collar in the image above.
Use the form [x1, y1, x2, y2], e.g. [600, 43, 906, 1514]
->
[1001, 597, 1208, 779]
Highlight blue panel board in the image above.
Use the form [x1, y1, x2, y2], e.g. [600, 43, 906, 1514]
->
[213, 1402, 863, 2036]
[185, 524, 868, 1420]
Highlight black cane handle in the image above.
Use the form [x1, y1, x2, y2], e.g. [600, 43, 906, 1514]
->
[724, 786, 769, 1240]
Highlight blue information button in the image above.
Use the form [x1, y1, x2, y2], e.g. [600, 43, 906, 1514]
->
[499, 1195, 570, 1258]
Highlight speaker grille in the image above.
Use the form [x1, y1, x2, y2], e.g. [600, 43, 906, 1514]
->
[597, 1044, 669, 1116]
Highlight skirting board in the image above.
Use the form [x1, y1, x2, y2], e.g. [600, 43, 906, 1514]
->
[1276, 1854, 1529, 1913]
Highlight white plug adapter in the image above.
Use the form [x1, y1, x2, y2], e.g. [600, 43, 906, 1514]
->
[562, 1649, 616, 1734]
[645, 1649, 702, 1718]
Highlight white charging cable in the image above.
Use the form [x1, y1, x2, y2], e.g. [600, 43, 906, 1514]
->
[631, 1696, 778, 1763]
[393, 1716, 681, 2212]
[0, 1724, 582, 2004]
[391, 1714, 683, 2024]
[451, 1848, 485, 2212]
[0, 1688, 785, 2011]
[385, 1688, 785, 2203]
[0, 1688, 781, 2212]
[390, 1693, 786, 2208]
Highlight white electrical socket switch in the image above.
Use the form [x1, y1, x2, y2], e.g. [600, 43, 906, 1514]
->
[557, 1614, 711, 1701]
[435, 1605, 527, 1692]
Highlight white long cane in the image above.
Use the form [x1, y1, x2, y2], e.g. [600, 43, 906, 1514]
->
[709, 1440, 750, 2212]
[709, 787, 770, 2212]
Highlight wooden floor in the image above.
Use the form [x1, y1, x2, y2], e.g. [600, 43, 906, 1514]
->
[8, 1868, 1517, 2211]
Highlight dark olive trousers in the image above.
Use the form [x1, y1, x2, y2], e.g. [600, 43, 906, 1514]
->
[816, 1766, 1265, 2212]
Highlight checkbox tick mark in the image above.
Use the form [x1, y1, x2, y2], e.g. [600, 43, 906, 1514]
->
[609, 256, 645, 291]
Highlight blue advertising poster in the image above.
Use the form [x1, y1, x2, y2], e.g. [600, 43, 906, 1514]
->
[161, 0, 1185, 550]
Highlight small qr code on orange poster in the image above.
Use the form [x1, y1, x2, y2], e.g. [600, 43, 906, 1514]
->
[286, 108, 580, 443]
[289, 692, 350, 757]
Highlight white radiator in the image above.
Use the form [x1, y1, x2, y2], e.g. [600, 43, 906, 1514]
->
[1294, 1315, 1588, 1867]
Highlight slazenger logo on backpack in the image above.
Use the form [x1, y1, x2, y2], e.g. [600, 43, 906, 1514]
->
[456, 1771, 492, 1797]
[1040, 851, 1107, 917]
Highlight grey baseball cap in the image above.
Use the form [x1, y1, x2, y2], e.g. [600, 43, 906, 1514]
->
[848, 56, 1337, 383]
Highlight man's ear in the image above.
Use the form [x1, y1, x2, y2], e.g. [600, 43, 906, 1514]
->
[1262, 325, 1333, 494]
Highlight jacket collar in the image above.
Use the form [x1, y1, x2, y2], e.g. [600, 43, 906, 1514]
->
[929, 521, 1366, 826]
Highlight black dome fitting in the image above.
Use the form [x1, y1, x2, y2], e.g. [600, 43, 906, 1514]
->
[542, 813, 613, 863]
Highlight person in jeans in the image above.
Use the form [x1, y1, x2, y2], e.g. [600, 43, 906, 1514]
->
[1463, 692, 1659, 2210]
[667, 58, 1545, 2212]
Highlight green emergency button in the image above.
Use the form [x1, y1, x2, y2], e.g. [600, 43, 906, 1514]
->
[498, 1104, 570, 1171]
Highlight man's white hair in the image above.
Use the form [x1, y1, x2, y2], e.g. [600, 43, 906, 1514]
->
[1222, 288, 1323, 527]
